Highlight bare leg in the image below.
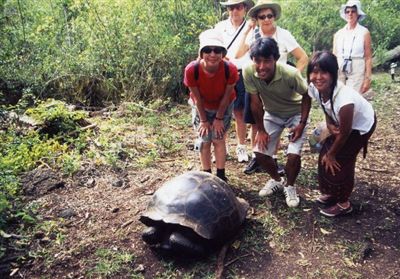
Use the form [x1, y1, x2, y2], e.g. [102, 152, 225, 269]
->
[250, 124, 257, 149]
[213, 138, 226, 169]
[199, 142, 212, 170]
[234, 108, 246, 145]
[285, 154, 301, 186]
[255, 153, 280, 181]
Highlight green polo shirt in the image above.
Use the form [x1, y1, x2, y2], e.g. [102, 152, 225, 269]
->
[243, 62, 308, 119]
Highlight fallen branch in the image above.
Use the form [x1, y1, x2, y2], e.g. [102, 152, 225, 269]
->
[224, 253, 251, 268]
[361, 167, 391, 174]
[80, 123, 97, 131]
[37, 159, 52, 170]
[311, 221, 315, 253]
[121, 219, 134, 229]
[215, 243, 230, 279]
[129, 102, 157, 113]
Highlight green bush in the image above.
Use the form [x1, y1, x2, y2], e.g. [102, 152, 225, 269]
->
[278, 0, 400, 59]
[1, 0, 399, 103]
[0, 0, 220, 104]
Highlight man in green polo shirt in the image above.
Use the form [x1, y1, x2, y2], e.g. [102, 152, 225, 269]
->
[243, 37, 311, 207]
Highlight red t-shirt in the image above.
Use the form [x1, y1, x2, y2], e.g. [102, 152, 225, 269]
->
[184, 60, 238, 110]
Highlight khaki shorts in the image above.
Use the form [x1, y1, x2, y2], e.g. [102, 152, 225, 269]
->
[253, 111, 308, 157]
[338, 58, 365, 93]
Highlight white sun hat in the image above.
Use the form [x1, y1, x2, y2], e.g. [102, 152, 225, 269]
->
[340, 0, 367, 22]
[198, 29, 227, 55]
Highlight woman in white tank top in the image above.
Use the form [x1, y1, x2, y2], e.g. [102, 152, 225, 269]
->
[333, 0, 372, 95]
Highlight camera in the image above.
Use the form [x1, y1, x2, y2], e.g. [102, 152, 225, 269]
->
[194, 138, 203, 152]
[342, 58, 352, 74]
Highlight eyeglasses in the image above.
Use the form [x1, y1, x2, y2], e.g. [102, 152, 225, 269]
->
[257, 14, 275, 20]
[345, 5, 357, 14]
[202, 47, 224, 54]
[228, 4, 244, 11]
[345, 9, 357, 14]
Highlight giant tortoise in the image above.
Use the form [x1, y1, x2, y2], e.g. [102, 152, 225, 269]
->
[139, 171, 249, 257]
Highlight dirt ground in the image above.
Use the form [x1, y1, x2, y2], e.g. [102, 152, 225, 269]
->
[2, 77, 400, 278]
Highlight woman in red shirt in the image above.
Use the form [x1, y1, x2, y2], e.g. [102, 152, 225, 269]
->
[184, 29, 239, 181]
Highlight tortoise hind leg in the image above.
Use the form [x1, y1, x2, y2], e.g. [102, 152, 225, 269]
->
[142, 226, 163, 245]
[167, 231, 206, 257]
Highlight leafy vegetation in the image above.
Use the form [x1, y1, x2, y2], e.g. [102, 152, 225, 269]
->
[0, 0, 220, 105]
[1, 0, 399, 106]
[88, 248, 135, 277]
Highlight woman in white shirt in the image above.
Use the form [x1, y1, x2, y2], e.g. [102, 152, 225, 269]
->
[307, 51, 376, 217]
[333, 0, 372, 94]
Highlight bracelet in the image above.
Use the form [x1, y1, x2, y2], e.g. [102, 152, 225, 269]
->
[299, 119, 307, 124]
[365, 76, 371, 80]
[215, 117, 224, 121]
[200, 120, 207, 123]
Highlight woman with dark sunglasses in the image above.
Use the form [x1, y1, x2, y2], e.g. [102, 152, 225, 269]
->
[184, 29, 239, 182]
[307, 51, 376, 217]
[235, 0, 308, 176]
[333, 0, 372, 96]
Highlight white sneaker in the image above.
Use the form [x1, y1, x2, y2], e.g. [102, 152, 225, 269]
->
[284, 185, 300, 207]
[236, 145, 249, 163]
[259, 177, 285, 197]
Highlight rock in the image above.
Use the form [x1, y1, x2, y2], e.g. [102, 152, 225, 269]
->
[33, 231, 45, 239]
[112, 179, 124, 188]
[20, 169, 65, 197]
[58, 208, 77, 219]
[134, 264, 145, 273]
[85, 178, 96, 188]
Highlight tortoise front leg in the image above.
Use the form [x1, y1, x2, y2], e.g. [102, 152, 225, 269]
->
[142, 226, 163, 245]
[167, 231, 206, 257]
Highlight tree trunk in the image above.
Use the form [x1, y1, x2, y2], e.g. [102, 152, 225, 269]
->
[373, 45, 400, 68]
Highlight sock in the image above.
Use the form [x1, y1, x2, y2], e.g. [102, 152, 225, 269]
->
[203, 169, 211, 173]
[216, 169, 227, 181]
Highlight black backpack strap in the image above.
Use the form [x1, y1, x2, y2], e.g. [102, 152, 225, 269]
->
[255, 27, 261, 40]
[223, 61, 230, 81]
[194, 61, 200, 80]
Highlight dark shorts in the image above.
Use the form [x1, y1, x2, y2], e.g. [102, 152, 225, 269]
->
[233, 70, 245, 110]
[244, 92, 255, 124]
[192, 103, 234, 142]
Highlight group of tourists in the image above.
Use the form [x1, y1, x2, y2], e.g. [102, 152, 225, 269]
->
[183, 0, 376, 217]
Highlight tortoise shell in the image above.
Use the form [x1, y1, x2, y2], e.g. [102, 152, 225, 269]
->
[140, 171, 248, 240]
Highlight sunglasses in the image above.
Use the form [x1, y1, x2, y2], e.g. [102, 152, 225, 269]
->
[228, 4, 244, 11]
[202, 47, 224, 54]
[257, 14, 275, 20]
